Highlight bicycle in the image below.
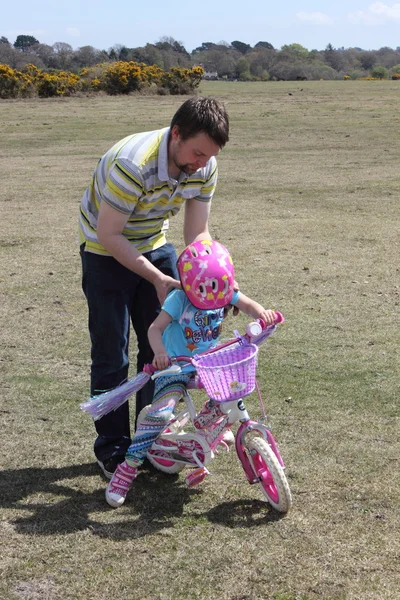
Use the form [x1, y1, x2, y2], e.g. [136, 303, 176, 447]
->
[135, 313, 292, 513]
[82, 313, 292, 513]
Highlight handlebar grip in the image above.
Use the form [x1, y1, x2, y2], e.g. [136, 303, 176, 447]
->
[258, 312, 285, 330]
[143, 363, 156, 375]
[143, 362, 183, 379]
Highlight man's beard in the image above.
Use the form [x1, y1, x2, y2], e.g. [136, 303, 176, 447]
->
[174, 159, 199, 175]
[174, 160, 199, 176]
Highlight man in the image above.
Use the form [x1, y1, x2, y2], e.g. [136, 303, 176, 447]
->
[79, 96, 230, 478]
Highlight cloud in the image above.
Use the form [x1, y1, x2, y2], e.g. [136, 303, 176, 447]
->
[66, 28, 80, 37]
[347, 9, 378, 23]
[370, 1, 400, 17]
[296, 12, 333, 25]
[348, 3, 400, 23]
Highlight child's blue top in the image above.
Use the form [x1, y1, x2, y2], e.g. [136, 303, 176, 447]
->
[161, 289, 240, 373]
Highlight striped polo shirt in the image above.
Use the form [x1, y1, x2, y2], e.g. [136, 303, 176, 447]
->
[79, 127, 218, 254]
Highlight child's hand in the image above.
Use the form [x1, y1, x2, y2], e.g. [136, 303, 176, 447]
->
[153, 352, 170, 371]
[258, 309, 276, 326]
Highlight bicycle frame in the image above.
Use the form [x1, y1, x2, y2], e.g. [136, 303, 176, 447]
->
[148, 387, 286, 473]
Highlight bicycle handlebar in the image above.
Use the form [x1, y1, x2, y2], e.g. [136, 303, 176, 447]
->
[254, 310, 284, 333]
[143, 311, 284, 378]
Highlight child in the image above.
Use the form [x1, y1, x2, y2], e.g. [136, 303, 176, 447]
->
[106, 239, 276, 507]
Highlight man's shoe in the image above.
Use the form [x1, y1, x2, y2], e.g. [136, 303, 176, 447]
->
[106, 461, 138, 507]
[97, 456, 125, 480]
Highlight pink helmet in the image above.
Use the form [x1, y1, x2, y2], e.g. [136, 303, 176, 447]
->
[177, 240, 235, 309]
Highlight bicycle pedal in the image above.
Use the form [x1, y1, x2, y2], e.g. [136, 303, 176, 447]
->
[185, 467, 208, 488]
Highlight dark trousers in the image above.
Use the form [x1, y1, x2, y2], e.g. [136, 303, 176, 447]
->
[80, 242, 178, 462]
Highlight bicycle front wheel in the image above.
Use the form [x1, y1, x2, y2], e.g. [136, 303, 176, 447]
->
[246, 437, 292, 513]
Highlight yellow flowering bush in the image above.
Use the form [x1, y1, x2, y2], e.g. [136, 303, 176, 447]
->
[0, 61, 204, 98]
[36, 70, 80, 97]
[141, 64, 164, 85]
[0, 64, 18, 98]
[79, 64, 108, 91]
[0, 64, 21, 98]
[160, 66, 204, 95]
[0, 63, 36, 98]
[101, 61, 145, 94]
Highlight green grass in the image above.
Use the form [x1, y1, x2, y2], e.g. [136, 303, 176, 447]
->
[0, 81, 399, 600]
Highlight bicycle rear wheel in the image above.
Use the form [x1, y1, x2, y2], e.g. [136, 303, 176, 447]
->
[137, 405, 186, 473]
[148, 438, 185, 473]
[246, 437, 292, 513]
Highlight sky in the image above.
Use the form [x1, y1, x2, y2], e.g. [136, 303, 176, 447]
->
[3, 0, 400, 53]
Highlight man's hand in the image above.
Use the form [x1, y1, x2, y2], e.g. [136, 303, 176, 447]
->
[154, 275, 181, 305]
[224, 304, 240, 318]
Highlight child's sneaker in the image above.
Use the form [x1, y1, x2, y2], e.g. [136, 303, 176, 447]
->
[220, 429, 235, 446]
[106, 461, 137, 507]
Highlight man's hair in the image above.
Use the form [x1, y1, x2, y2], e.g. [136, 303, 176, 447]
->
[170, 96, 229, 148]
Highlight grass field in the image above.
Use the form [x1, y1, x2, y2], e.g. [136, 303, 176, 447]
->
[0, 80, 399, 600]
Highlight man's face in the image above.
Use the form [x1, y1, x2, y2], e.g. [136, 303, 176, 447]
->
[169, 126, 221, 176]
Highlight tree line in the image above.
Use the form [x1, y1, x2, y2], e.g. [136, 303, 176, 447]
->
[1, 34, 400, 81]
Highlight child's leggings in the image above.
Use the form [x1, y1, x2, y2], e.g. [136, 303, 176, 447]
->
[125, 373, 191, 468]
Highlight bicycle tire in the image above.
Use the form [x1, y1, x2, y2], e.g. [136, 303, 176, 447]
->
[147, 438, 186, 473]
[246, 437, 292, 513]
[137, 406, 186, 473]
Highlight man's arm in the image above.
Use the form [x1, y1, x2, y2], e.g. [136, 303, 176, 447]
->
[97, 202, 180, 303]
[183, 198, 211, 245]
[183, 160, 218, 245]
